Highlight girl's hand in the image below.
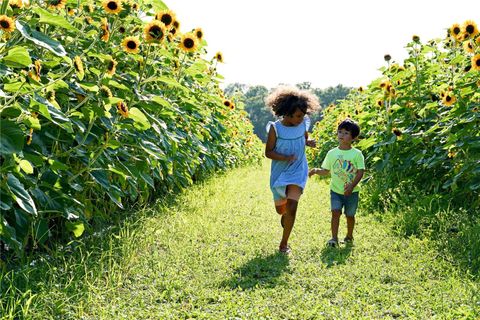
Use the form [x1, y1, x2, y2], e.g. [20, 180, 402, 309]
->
[285, 155, 297, 163]
[306, 139, 317, 148]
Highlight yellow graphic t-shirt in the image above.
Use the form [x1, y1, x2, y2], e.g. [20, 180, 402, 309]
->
[321, 147, 365, 194]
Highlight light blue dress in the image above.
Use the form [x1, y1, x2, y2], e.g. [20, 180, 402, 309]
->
[266, 117, 310, 201]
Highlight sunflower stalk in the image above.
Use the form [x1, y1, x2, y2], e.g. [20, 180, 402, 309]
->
[137, 42, 152, 90]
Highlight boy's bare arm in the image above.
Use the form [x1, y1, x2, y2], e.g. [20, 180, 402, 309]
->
[344, 169, 365, 195]
[308, 168, 329, 177]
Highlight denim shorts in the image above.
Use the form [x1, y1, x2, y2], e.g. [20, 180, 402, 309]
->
[330, 190, 359, 217]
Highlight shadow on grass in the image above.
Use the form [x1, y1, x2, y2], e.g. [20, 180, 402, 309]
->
[221, 252, 290, 290]
[320, 244, 353, 267]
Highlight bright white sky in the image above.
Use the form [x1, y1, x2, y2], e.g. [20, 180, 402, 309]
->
[170, 0, 478, 89]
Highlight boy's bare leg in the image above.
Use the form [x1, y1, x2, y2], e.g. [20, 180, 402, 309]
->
[280, 199, 298, 249]
[346, 216, 355, 239]
[331, 210, 342, 240]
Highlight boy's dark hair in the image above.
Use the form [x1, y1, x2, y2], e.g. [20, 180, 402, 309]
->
[265, 86, 321, 117]
[338, 118, 360, 138]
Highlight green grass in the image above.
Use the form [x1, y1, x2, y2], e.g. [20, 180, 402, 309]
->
[1, 161, 479, 319]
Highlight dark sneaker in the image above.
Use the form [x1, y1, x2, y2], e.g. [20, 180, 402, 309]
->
[342, 237, 354, 244]
[327, 238, 338, 247]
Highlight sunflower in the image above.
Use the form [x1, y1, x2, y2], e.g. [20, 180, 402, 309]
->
[100, 85, 113, 98]
[118, 26, 126, 33]
[84, 3, 94, 13]
[100, 17, 110, 41]
[29, 60, 41, 81]
[26, 128, 33, 145]
[9, 0, 24, 9]
[442, 92, 456, 106]
[144, 20, 166, 42]
[358, 86, 364, 92]
[384, 54, 391, 62]
[472, 54, 480, 71]
[462, 20, 479, 39]
[131, 3, 139, 11]
[122, 36, 140, 54]
[85, 16, 93, 25]
[194, 28, 203, 40]
[449, 23, 462, 40]
[214, 51, 223, 63]
[47, 0, 66, 10]
[155, 10, 175, 27]
[376, 100, 384, 107]
[173, 20, 180, 30]
[179, 33, 198, 53]
[67, 7, 76, 16]
[392, 128, 402, 136]
[412, 35, 420, 42]
[106, 59, 117, 76]
[102, 0, 123, 15]
[117, 101, 129, 117]
[0, 15, 15, 33]
[73, 56, 84, 79]
[223, 99, 232, 108]
[463, 40, 474, 54]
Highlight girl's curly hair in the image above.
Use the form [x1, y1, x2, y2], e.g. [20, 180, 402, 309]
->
[265, 86, 321, 117]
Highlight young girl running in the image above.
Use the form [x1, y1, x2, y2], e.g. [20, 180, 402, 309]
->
[265, 86, 320, 254]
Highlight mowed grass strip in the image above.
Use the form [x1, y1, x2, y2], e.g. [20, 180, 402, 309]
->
[2, 161, 479, 319]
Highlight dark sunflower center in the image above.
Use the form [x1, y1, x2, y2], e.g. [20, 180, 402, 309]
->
[224, 101, 230, 107]
[0, 20, 9, 28]
[161, 14, 172, 25]
[476, 59, 480, 67]
[107, 1, 118, 10]
[184, 38, 194, 49]
[196, 31, 203, 38]
[446, 96, 452, 102]
[127, 40, 137, 49]
[466, 25, 474, 34]
[150, 26, 163, 38]
[119, 26, 126, 33]
[50, 0, 62, 5]
[108, 61, 115, 70]
[453, 27, 460, 35]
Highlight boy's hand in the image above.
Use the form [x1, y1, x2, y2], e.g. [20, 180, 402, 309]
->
[308, 168, 317, 177]
[306, 139, 316, 148]
[344, 183, 354, 196]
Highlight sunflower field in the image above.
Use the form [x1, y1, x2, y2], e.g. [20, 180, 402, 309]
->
[309, 21, 480, 210]
[0, 0, 262, 257]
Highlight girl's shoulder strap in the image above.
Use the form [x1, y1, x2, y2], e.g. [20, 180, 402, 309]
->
[266, 120, 278, 137]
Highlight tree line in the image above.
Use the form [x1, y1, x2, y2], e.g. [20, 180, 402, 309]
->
[225, 82, 352, 141]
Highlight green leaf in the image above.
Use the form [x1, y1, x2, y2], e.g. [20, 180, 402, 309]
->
[33, 7, 79, 32]
[66, 221, 85, 238]
[23, 116, 41, 130]
[90, 170, 110, 190]
[0, 120, 24, 155]
[19, 160, 34, 174]
[2, 46, 32, 68]
[16, 20, 67, 56]
[129, 107, 151, 131]
[150, 0, 169, 11]
[32, 93, 73, 133]
[6, 173, 37, 216]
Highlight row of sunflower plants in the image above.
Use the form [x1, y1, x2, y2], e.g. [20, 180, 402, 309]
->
[0, 0, 263, 258]
[308, 20, 480, 210]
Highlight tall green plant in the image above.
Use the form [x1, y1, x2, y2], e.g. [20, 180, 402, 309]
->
[0, 0, 262, 257]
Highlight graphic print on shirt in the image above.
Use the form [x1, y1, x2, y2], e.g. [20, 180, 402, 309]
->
[332, 156, 357, 184]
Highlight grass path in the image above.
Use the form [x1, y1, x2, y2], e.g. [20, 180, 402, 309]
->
[2, 161, 479, 319]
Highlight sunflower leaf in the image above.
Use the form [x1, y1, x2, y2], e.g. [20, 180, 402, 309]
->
[33, 7, 79, 32]
[0, 120, 24, 156]
[15, 20, 67, 57]
[1, 46, 32, 68]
